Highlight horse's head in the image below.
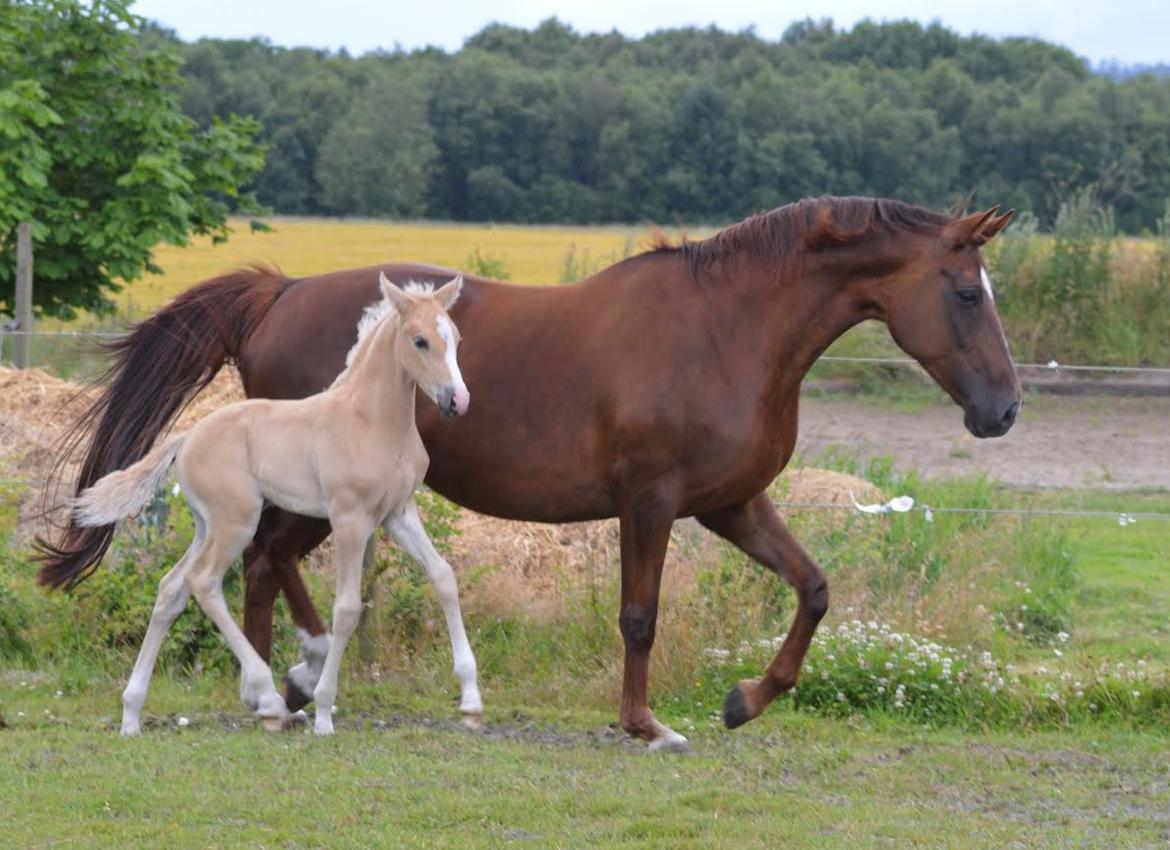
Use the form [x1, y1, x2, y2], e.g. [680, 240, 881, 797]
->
[380, 272, 469, 418]
[880, 207, 1020, 438]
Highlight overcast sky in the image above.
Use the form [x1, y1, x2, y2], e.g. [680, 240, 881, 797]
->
[132, 0, 1169, 66]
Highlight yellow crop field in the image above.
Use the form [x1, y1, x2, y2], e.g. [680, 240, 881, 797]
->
[112, 217, 680, 317]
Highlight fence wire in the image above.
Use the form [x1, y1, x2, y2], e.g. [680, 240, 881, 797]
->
[6, 330, 1170, 376]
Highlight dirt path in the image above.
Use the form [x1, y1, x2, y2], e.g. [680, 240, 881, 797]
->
[797, 394, 1170, 490]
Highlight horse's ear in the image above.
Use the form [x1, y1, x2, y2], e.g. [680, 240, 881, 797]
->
[974, 209, 1015, 245]
[434, 274, 463, 311]
[379, 272, 413, 315]
[947, 190, 977, 219]
[946, 206, 999, 248]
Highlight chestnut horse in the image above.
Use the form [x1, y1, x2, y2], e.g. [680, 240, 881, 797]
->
[39, 197, 1019, 751]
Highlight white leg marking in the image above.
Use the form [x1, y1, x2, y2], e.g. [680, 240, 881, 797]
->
[287, 629, 332, 698]
[646, 723, 690, 753]
[385, 498, 483, 721]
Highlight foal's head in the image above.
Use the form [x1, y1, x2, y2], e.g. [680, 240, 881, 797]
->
[877, 207, 1021, 438]
[380, 272, 469, 418]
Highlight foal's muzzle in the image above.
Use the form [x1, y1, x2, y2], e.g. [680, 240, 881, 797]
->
[437, 385, 470, 418]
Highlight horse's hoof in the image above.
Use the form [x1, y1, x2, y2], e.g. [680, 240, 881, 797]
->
[647, 734, 692, 754]
[723, 682, 754, 729]
[260, 715, 286, 732]
[282, 710, 309, 731]
[120, 724, 141, 738]
[283, 671, 314, 713]
[460, 711, 484, 731]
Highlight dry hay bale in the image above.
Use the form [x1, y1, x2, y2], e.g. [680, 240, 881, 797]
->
[0, 366, 95, 431]
[177, 367, 246, 427]
[0, 365, 246, 543]
[446, 467, 882, 609]
[779, 467, 882, 507]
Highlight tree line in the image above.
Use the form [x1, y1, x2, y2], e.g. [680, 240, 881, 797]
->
[168, 17, 1170, 232]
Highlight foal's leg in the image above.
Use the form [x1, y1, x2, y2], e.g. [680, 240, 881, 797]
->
[617, 486, 689, 752]
[697, 492, 829, 728]
[384, 498, 483, 728]
[120, 515, 202, 736]
[186, 508, 289, 727]
[311, 510, 374, 736]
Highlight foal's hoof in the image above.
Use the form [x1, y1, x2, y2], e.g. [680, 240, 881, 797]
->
[260, 715, 287, 733]
[460, 711, 484, 731]
[723, 681, 756, 729]
[283, 671, 314, 713]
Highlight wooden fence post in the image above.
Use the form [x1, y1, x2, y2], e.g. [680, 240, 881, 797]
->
[14, 222, 33, 368]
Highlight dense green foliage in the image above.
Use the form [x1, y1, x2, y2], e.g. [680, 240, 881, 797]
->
[169, 17, 1170, 230]
[0, 0, 266, 318]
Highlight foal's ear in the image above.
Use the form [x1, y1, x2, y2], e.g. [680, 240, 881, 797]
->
[434, 274, 463, 311]
[379, 272, 413, 316]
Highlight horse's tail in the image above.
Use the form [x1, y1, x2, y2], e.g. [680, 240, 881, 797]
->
[71, 434, 186, 528]
[34, 265, 288, 589]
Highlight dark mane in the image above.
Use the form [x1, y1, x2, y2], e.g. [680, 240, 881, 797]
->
[645, 196, 952, 277]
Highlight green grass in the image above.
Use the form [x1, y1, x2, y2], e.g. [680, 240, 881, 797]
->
[1057, 493, 1170, 666]
[4, 468, 1170, 846]
[2, 686, 1168, 849]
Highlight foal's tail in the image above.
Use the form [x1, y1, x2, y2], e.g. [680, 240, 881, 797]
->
[72, 435, 187, 528]
[35, 265, 288, 589]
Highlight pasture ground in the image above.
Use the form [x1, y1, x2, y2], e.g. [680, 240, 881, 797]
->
[2, 486, 1169, 849]
[2, 680, 1169, 849]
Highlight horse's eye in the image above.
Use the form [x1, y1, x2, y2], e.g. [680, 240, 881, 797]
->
[956, 289, 981, 307]
[413, 336, 428, 351]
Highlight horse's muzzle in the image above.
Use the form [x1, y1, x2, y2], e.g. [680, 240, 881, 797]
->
[964, 398, 1019, 438]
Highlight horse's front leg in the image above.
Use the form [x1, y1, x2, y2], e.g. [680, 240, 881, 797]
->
[697, 492, 829, 728]
[384, 497, 483, 728]
[617, 483, 690, 752]
[312, 510, 375, 735]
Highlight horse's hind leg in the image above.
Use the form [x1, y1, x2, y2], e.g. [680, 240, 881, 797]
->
[311, 510, 375, 735]
[697, 492, 829, 729]
[120, 514, 203, 736]
[186, 503, 288, 728]
[242, 509, 330, 663]
[241, 509, 332, 712]
[384, 498, 483, 728]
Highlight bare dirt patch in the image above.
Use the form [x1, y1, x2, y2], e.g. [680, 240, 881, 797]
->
[797, 395, 1170, 491]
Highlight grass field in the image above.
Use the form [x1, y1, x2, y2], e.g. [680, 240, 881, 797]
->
[2, 696, 1168, 849]
[3, 480, 1169, 848]
[111, 218, 657, 318]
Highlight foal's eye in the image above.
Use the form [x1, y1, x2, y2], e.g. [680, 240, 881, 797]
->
[413, 336, 429, 351]
[956, 289, 982, 307]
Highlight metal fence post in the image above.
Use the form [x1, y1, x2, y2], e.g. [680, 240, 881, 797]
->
[14, 222, 33, 368]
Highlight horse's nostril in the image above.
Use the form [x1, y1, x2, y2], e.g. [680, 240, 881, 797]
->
[1002, 401, 1020, 426]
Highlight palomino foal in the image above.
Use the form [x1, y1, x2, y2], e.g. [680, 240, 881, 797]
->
[73, 274, 482, 735]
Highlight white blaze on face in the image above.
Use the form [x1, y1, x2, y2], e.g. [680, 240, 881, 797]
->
[980, 265, 995, 302]
[436, 313, 470, 414]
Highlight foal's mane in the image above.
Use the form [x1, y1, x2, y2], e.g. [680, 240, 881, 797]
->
[647, 196, 952, 278]
[330, 281, 436, 388]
